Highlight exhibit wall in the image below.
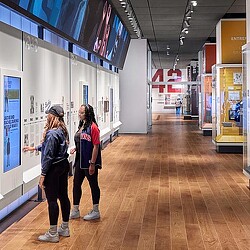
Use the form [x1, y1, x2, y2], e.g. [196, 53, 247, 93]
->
[0, 22, 120, 216]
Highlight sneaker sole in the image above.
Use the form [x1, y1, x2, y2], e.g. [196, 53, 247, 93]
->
[69, 215, 80, 219]
[58, 232, 70, 237]
[38, 237, 59, 243]
[83, 215, 100, 221]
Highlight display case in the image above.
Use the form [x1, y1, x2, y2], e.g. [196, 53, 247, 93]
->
[242, 43, 250, 179]
[212, 64, 243, 153]
[200, 74, 212, 135]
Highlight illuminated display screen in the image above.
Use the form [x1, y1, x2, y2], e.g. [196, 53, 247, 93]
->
[4, 0, 130, 69]
[3, 76, 21, 173]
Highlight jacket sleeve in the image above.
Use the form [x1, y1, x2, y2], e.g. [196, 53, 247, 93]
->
[41, 133, 58, 176]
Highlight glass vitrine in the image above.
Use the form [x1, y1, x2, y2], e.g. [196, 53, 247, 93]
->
[200, 74, 212, 135]
[242, 43, 250, 178]
[212, 64, 243, 152]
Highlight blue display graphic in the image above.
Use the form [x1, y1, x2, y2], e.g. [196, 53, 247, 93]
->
[13, 0, 89, 40]
[3, 76, 21, 173]
[82, 85, 88, 105]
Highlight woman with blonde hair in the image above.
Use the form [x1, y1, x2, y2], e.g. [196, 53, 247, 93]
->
[23, 105, 70, 243]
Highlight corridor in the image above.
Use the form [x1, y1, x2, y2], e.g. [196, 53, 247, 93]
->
[0, 113, 248, 250]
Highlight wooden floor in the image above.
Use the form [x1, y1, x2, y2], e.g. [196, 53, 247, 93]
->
[0, 113, 249, 250]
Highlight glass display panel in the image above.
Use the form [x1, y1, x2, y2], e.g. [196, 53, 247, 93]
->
[243, 44, 250, 175]
[212, 64, 243, 144]
[201, 75, 212, 129]
[3, 76, 21, 173]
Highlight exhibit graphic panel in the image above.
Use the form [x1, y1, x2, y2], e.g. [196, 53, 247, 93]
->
[216, 19, 246, 64]
[3, 75, 21, 173]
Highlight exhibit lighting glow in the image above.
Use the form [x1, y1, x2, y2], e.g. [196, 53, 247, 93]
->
[191, 1, 197, 6]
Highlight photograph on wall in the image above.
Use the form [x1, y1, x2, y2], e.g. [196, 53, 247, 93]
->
[233, 72, 242, 85]
[228, 91, 240, 101]
[104, 100, 109, 113]
[110, 88, 113, 122]
[3, 76, 21, 172]
[82, 85, 88, 105]
[30, 95, 34, 114]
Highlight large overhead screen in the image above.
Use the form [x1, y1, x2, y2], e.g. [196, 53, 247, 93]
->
[3, 0, 130, 69]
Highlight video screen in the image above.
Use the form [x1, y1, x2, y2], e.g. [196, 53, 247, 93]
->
[9, 0, 89, 40]
[3, 76, 21, 173]
[77, 0, 130, 69]
[5, 0, 130, 69]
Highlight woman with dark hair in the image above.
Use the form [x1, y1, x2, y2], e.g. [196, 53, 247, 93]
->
[23, 105, 71, 243]
[70, 104, 101, 221]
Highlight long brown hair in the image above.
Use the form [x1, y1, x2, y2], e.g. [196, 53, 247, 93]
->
[42, 114, 69, 143]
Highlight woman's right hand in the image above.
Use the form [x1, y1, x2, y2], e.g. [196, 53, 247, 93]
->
[70, 148, 76, 154]
[23, 146, 35, 152]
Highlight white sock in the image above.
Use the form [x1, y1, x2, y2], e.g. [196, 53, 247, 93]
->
[49, 225, 57, 235]
[61, 221, 69, 229]
[73, 205, 79, 211]
[93, 204, 99, 212]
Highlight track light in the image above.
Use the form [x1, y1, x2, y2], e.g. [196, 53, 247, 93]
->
[180, 39, 184, 46]
[121, 0, 142, 38]
[184, 20, 190, 27]
[182, 28, 188, 34]
[191, 1, 197, 6]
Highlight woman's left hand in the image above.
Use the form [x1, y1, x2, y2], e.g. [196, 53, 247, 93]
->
[39, 176, 45, 189]
[89, 165, 95, 175]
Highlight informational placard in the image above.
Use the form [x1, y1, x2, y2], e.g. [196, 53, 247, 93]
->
[3, 76, 21, 173]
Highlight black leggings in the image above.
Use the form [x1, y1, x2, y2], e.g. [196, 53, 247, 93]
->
[73, 155, 100, 205]
[44, 159, 70, 225]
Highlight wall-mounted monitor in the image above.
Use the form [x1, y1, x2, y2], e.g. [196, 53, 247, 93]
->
[3, 0, 130, 69]
[3, 75, 21, 173]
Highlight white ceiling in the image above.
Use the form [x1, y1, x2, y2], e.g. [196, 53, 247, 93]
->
[110, 0, 246, 69]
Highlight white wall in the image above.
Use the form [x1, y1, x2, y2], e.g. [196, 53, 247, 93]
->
[247, 0, 250, 42]
[0, 22, 121, 216]
[119, 39, 148, 133]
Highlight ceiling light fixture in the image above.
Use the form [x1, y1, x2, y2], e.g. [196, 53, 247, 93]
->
[173, 0, 197, 69]
[184, 20, 190, 27]
[191, 1, 197, 6]
[120, 0, 142, 39]
[182, 28, 189, 34]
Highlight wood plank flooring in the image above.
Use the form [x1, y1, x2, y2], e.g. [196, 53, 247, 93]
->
[0, 113, 249, 249]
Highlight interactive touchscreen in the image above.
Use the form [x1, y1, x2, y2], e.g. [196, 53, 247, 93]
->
[3, 76, 21, 173]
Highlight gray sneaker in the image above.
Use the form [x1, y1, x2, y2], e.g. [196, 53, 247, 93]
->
[38, 231, 59, 243]
[58, 226, 70, 237]
[69, 209, 80, 219]
[83, 210, 100, 220]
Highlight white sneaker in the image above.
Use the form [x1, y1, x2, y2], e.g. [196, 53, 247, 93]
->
[38, 231, 59, 243]
[83, 210, 100, 220]
[69, 209, 80, 219]
[58, 226, 70, 237]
